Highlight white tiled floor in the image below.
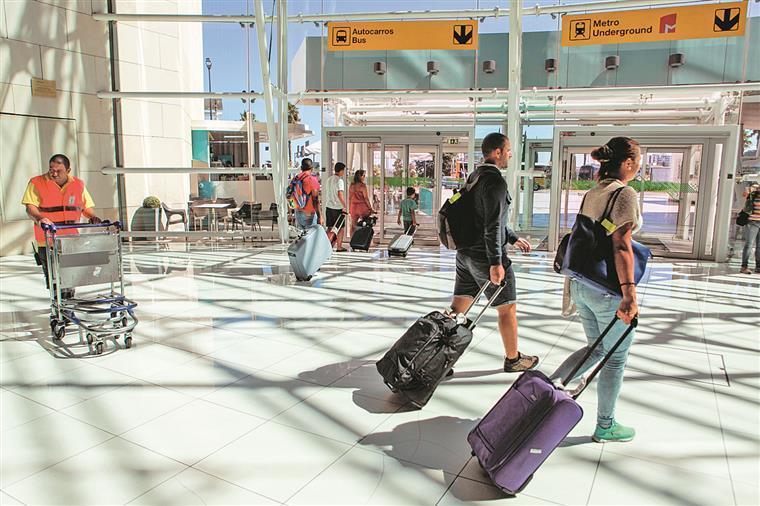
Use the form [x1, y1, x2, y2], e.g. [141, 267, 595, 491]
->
[1, 243, 758, 505]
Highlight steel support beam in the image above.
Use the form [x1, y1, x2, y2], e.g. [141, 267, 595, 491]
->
[254, 0, 284, 243]
[93, 1, 704, 24]
[506, 0, 522, 229]
[277, 0, 290, 243]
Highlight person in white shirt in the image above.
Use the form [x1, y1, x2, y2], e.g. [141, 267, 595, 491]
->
[324, 162, 348, 251]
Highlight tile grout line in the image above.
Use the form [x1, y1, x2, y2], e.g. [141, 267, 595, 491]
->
[694, 275, 740, 506]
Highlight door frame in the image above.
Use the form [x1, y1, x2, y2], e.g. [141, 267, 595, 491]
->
[548, 125, 740, 261]
[323, 126, 475, 240]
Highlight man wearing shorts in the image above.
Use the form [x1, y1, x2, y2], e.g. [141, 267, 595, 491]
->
[450, 132, 538, 373]
[324, 162, 348, 251]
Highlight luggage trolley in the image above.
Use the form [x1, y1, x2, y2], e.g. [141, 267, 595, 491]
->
[42, 221, 137, 354]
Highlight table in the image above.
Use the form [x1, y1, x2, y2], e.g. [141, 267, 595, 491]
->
[192, 203, 234, 232]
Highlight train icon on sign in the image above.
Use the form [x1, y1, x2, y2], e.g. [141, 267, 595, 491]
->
[569, 19, 591, 41]
[333, 27, 350, 46]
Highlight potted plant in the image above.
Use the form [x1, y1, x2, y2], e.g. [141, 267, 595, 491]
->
[130, 196, 164, 239]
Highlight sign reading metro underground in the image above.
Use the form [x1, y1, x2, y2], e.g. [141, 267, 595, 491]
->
[561, 0, 747, 47]
[327, 20, 478, 51]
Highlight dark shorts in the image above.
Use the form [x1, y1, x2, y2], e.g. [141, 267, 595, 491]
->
[453, 252, 517, 307]
[325, 207, 345, 229]
[402, 220, 416, 235]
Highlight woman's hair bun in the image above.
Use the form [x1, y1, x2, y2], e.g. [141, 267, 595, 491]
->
[591, 144, 614, 162]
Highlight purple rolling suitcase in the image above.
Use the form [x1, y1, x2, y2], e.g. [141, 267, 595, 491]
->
[467, 316, 637, 495]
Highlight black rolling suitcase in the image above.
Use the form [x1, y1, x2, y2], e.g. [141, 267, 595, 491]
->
[376, 281, 505, 408]
[350, 216, 375, 251]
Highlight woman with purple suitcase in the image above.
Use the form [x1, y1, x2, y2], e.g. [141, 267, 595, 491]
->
[550, 136, 643, 443]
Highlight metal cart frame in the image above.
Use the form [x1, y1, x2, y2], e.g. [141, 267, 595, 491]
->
[42, 221, 137, 354]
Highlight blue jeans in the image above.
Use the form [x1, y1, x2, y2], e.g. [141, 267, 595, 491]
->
[741, 221, 760, 269]
[295, 210, 317, 230]
[550, 279, 635, 429]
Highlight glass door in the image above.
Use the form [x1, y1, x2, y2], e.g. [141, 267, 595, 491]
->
[380, 145, 405, 239]
[408, 145, 439, 239]
[633, 146, 702, 256]
[558, 147, 600, 239]
[516, 142, 552, 249]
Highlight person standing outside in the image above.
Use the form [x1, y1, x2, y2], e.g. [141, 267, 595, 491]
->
[450, 133, 537, 373]
[22, 154, 101, 297]
[291, 158, 321, 229]
[740, 183, 760, 274]
[324, 162, 348, 251]
[550, 137, 642, 443]
[397, 187, 418, 234]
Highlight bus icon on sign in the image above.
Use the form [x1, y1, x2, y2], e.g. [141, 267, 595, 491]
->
[569, 19, 591, 41]
[333, 27, 350, 46]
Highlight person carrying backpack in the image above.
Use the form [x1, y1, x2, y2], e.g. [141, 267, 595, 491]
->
[288, 158, 321, 229]
[449, 133, 537, 373]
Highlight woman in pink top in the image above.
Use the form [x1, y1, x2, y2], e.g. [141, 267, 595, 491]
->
[348, 169, 375, 230]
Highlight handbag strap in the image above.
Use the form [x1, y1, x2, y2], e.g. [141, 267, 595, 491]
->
[563, 316, 638, 399]
[601, 186, 626, 223]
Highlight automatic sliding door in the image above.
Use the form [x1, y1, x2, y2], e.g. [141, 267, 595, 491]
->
[409, 145, 437, 236]
[634, 146, 702, 256]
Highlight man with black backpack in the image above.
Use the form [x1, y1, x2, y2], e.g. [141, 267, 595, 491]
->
[450, 132, 538, 373]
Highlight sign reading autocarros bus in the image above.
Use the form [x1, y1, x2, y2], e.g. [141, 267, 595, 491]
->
[327, 21, 478, 51]
[561, 1, 747, 46]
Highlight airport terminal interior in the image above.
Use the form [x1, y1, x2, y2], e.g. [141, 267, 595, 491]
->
[0, 0, 759, 505]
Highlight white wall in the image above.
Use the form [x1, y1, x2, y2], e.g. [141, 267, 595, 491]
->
[0, 0, 116, 255]
[0, 0, 203, 255]
[115, 0, 203, 226]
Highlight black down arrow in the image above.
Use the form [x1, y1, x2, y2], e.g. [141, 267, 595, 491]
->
[714, 8, 740, 31]
[453, 25, 473, 44]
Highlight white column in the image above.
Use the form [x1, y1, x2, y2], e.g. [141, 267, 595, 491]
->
[254, 0, 284, 242]
[278, 0, 289, 242]
[507, 0, 522, 229]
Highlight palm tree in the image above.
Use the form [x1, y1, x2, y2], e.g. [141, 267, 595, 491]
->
[288, 102, 300, 124]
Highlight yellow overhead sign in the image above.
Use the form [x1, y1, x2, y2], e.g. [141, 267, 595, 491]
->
[327, 21, 478, 51]
[562, 1, 747, 47]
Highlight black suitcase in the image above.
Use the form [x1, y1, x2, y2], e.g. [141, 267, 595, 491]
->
[350, 217, 375, 251]
[376, 281, 505, 408]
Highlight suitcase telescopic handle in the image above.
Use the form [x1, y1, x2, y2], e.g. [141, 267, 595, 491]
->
[565, 316, 638, 399]
[461, 280, 507, 329]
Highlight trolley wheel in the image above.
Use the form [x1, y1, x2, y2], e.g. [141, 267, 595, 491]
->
[121, 317, 128, 328]
[86, 333, 94, 344]
[95, 341, 104, 355]
[124, 335, 133, 349]
[53, 324, 65, 341]
[49, 318, 58, 333]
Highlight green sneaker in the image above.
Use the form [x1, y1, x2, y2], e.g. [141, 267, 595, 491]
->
[592, 421, 636, 443]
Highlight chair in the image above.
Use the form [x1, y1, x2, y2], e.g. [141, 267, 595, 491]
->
[214, 197, 237, 230]
[189, 199, 212, 231]
[161, 202, 188, 231]
[250, 203, 263, 231]
[232, 202, 258, 232]
[269, 203, 278, 231]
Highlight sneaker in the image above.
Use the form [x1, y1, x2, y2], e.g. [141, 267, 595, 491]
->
[503, 352, 539, 373]
[740, 266, 752, 274]
[592, 421, 636, 443]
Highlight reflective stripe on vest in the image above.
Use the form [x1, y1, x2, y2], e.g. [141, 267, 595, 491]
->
[31, 175, 86, 244]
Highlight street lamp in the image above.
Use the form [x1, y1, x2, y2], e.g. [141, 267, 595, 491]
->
[205, 57, 213, 119]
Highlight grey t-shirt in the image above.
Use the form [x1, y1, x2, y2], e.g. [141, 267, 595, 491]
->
[580, 178, 642, 235]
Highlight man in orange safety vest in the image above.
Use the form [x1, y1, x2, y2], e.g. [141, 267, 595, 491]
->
[21, 154, 101, 297]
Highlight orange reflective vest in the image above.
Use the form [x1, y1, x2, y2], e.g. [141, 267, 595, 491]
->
[30, 175, 86, 244]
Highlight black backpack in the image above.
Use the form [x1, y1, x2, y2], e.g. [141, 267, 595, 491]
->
[438, 172, 482, 250]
